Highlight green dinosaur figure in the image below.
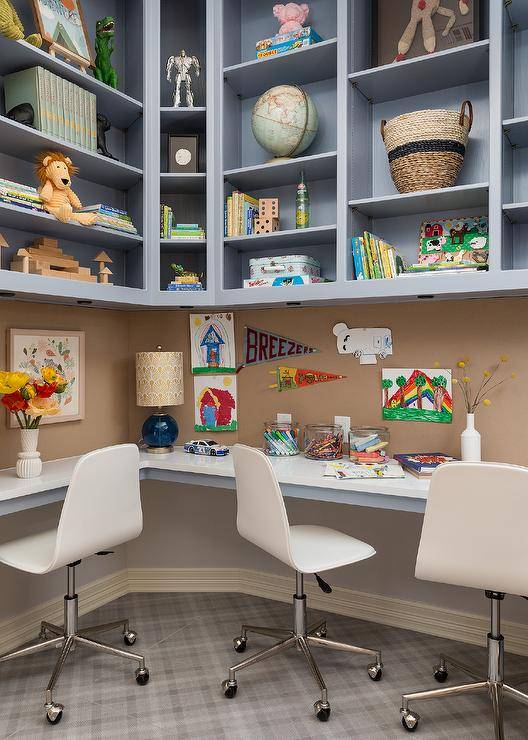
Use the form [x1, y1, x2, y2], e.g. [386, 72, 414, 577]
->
[94, 16, 117, 89]
[0, 0, 42, 46]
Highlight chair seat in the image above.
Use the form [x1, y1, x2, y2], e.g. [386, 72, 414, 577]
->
[289, 525, 375, 574]
[0, 529, 57, 574]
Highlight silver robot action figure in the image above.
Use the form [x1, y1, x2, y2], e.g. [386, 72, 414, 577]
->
[166, 50, 201, 108]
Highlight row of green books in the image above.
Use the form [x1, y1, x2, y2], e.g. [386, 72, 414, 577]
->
[160, 204, 205, 239]
[78, 204, 137, 234]
[351, 232, 400, 280]
[4, 66, 97, 152]
[225, 191, 259, 237]
[0, 178, 43, 212]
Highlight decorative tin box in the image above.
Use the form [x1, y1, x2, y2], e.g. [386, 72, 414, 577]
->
[249, 254, 321, 279]
[256, 27, 323, 60]
[244, 275, 326, 288]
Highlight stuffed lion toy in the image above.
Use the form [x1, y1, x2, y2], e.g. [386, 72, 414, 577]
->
[0, 0, 42, 46]
[35, 151, 96, 226]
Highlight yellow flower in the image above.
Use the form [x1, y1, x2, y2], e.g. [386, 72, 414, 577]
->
[0, 371, 30, 395]
[26, 396, 61, 417]
[40, 366, 60, 384]
[433, 361, 440, 368]
[500, 355, 509, 363]
[462, 376, 471, 383]
[20, 383, 37, 400]
[511, 372, 517, 379]
[452, 378, 458, 384]
[457, 361, 466, 368]
[483, 370, 491, 378]
[482, 399, 492, 407]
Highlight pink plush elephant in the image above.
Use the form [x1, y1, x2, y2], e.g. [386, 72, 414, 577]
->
[273, 3, 310, 34]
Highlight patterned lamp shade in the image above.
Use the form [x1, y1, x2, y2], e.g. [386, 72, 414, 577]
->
[136, 350, 184, 407]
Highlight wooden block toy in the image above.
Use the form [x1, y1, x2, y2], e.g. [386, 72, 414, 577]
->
[254, 217, 280, 234]
[259, 198, 279, 219]
[9, 238, 97, 282]
[98, 266, 113, 285]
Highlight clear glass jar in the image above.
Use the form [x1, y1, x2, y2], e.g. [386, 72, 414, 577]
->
[304, 424, 343, 460]
[263, 421, 300, 456]
[349, 427, 390, 461]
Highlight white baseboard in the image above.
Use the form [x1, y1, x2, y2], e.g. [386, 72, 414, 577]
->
[2, 567, 528, 658]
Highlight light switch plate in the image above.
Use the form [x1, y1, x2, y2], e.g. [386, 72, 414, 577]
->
[277, 413, 292, 423]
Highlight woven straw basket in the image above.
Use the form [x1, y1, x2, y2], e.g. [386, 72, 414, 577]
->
[380, 100, 473, 194]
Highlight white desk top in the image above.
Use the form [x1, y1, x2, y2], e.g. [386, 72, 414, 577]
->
[0, 448, 429, 515]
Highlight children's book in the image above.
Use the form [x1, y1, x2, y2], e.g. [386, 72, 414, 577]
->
[393, 453, 456, 478]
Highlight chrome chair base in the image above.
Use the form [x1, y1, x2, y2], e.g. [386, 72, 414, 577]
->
[0, 564, 149, 725]
[222, 572, 383, 722]
[400, 592, 527, 739]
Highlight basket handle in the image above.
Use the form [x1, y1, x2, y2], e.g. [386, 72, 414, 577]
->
[459, 100, 473, 132]
[380, 119, 386, 141]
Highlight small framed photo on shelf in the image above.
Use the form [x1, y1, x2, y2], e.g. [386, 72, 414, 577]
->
[168, 134, 199, 173]
[374, 0, 479, 68]
[32, 0, 94, 71]
[8, 328, 85, 426]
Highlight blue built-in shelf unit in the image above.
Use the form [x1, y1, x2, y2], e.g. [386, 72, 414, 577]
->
[1, 1, 527, 308]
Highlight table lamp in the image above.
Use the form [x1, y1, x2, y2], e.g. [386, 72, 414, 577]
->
[136, 346, 184, 453]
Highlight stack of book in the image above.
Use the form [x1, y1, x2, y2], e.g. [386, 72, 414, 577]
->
[393, 453, 456, 478]
[0, 178, 43, 212]
[225, 192, 259, 237]
[255, 27, 322, 60]
[167, 265, 204, 292]
[4, 67, 97, 152]
[170, 224, 205, 240]
[78, 204, 138, 234]
[160, 205, 205, 240]
[352, 232, 400, 280]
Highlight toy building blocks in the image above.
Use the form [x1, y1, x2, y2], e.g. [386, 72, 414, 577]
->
[10, 237, 96, 282]
[259, 197, 280, 220]
[254, 217, 280, 234]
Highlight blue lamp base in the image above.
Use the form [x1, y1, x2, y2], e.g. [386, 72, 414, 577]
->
[142, 412, 178, 453]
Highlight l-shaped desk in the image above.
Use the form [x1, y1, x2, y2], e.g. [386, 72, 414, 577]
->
[0, 448, 429, 517]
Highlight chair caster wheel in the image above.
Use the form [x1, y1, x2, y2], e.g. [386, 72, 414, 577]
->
[45, 702, 64, 725]
[233, 636, 247, 653]
[222, 679, 237, 698]
[433, 666, 448, 683]
[124, 630, 137, 646]
[401, 710, 420, 732]
[368, 663, 383, 681]
[135, 667, 150, 685]
[314, 700, 331, 722]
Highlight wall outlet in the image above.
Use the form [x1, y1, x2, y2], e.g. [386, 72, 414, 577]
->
[277, 413, 292, 423]
[334, 415, 351, 439]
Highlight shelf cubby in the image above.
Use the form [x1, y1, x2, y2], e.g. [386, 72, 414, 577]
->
[348, 41, 489, 105]
[224, 151, 336, 191]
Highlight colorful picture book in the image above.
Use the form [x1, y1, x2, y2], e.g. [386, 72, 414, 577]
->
[0, 178, 43, 212]
[78, 205, 137, 234]
[225, 192, 259, 237]
[404, 216, 489, 274]
[352, 232, 401, 280]
[393, 453, 457, 478]
[4, 66, 96, 151]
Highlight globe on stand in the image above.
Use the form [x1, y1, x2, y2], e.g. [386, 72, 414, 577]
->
[251, 84, 318, 160]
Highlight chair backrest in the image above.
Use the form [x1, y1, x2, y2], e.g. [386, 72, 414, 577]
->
[51, 444, 143, 570]
[415, 462, 528, 596]
[232, 444, 296, 568]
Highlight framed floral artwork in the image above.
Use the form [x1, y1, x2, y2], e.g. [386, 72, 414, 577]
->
[8, 329, 85, 426]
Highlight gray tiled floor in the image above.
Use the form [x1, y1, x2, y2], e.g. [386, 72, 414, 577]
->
[0, 591, 527, 739]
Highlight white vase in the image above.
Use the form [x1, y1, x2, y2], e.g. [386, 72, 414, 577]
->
[16, 428, 42, 479]
[461, 413, 481, 462]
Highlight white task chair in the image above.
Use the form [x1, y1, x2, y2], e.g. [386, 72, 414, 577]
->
[222, 444, 382, 722]
[0, 444, 149, 726]
[401, 462, 528, 738]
